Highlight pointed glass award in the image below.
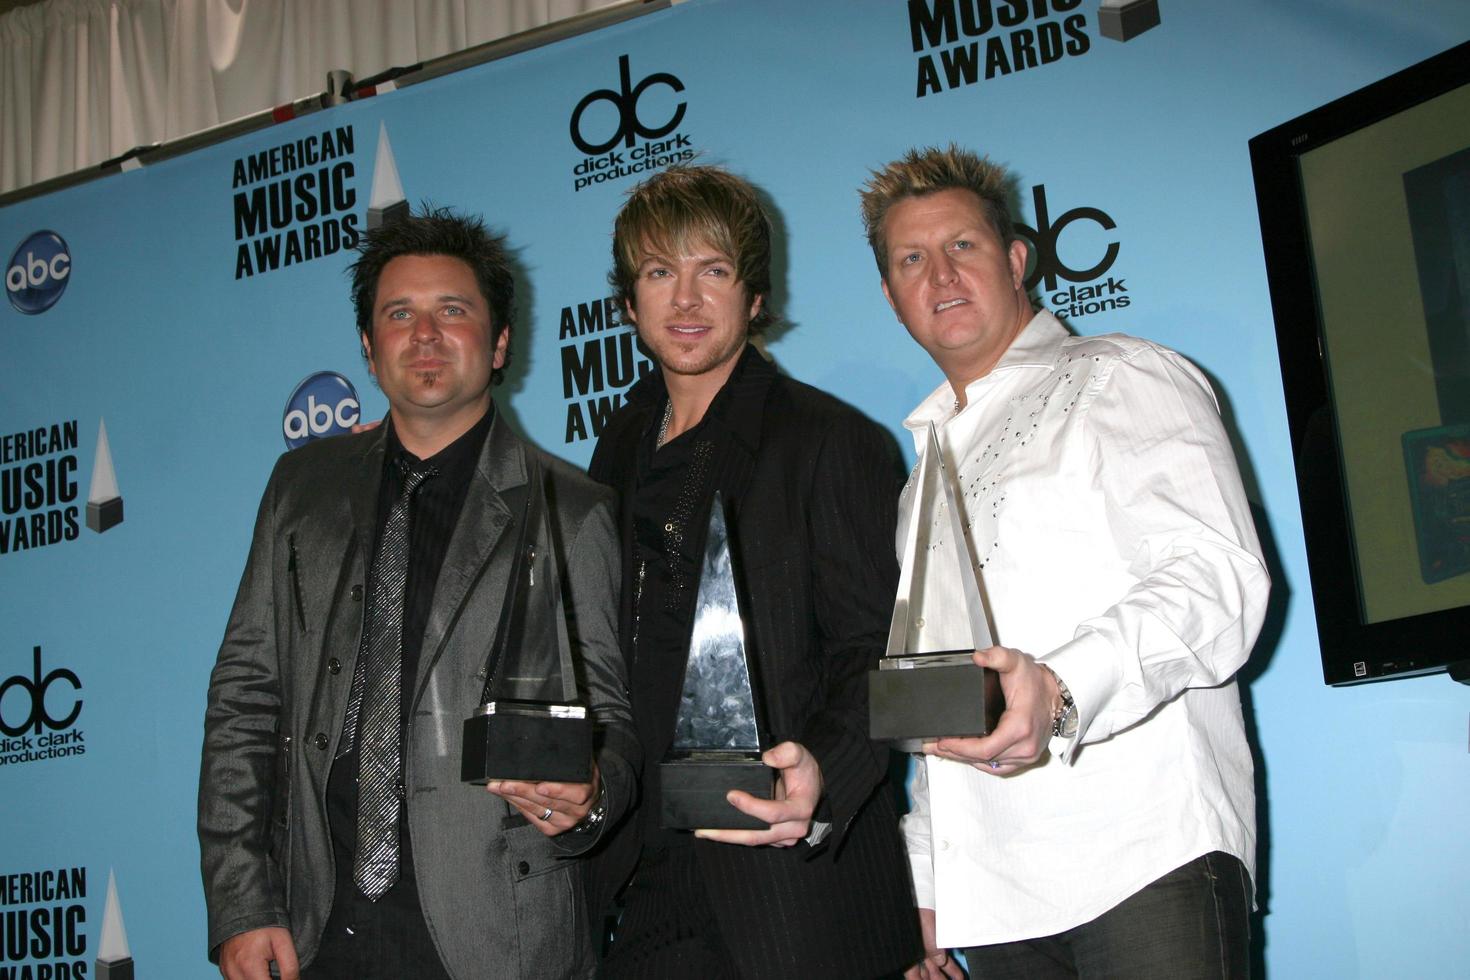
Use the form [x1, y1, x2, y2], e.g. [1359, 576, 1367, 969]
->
[869, 422, 1005, 752]
[367, 122, 409, 230]
[94, 869, 134, 980]
[659, 492, 775, 830]
[461, 458, 592, 784]
[86, 418, 124, 534]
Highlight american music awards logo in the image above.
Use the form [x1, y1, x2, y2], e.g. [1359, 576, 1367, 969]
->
[0, 865, 136, 979]
[905, 1, 1163, 98]
[1, 417, 124, 556]
[567, 55, 697, 192]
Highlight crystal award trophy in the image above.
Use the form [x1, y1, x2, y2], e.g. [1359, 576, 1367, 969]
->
[869, 422, 1004, 752]
[660, 493, 776, 830]
[462, 457, 592, 784]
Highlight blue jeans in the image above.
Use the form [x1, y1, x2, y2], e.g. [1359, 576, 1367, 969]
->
[962, 852, 1251, 980]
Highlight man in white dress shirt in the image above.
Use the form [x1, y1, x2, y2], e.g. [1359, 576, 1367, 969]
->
[861, 146, 1270, 979]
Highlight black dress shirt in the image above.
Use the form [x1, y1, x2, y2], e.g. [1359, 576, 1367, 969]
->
[627, 365, 746, 854]
[317, 405, 493, 976]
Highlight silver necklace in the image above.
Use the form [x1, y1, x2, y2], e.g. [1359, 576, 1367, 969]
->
[656, 398, 674, 448]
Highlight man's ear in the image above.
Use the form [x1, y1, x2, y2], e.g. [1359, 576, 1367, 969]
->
[1007, 238, 1028, 292]
[361, 331, 377, 377]
[880, 277, 900, 320]
[492, 324, 510, 370]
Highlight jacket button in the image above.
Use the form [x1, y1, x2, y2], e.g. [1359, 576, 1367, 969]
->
[351, 585, 363, 601]
[313, 732, 328, 750]
[327, 657, 342, 675]
[516, 861, 530, 875]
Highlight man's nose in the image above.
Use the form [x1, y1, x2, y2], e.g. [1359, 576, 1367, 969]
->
[412, 311, 443, 341]
[930, 252, 958, 286]
[672, 276, 701, 311]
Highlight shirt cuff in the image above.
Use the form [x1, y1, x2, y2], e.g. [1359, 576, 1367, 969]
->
[1039, 630, 1121, 761]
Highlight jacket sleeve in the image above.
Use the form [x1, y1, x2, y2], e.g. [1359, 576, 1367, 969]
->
[798, 414, 905, 848]
[552, 485, 640, 854]
[198, 458, 293, 958]
[1041, 345, 1270, 760]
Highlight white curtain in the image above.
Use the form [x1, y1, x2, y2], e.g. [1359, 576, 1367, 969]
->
[0, 0, 619, 195]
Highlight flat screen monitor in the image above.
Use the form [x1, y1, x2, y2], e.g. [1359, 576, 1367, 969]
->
[1250, 39, 1470, 686]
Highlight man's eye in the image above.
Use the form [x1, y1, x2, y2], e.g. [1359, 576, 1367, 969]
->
[443, 305, 464, 316]
[707, 266, 730, 278]
[389, 309, 411, 320]
[951, 240, 972, 251]
[902, 252, 922, 265]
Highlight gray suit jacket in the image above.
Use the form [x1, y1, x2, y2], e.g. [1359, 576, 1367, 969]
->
[199, 414, 636, 979]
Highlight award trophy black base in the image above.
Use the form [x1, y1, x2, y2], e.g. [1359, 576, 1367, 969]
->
[95, 957, 133, 980]
[660, 751, 775, 830]
[1099, 0, 1161, 43]
[869, 651, 1005, 753]
[461, 701, 592, 784]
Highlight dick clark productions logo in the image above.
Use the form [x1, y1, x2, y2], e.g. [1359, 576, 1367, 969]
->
[6, 230, 72, 314]
[570, 54, 685, 154]
[1, 647, 82, 738]
[567, 55, 696, 192]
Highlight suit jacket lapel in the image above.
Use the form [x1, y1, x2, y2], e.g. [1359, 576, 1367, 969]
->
[411, 411, 522, 706]
[346, 425, 388, 569]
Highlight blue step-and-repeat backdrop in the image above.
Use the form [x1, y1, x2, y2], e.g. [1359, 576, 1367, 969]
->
[3, 1, 1469, 976]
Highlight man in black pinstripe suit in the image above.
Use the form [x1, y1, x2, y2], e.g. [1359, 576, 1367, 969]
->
[586, 165, 923, 980]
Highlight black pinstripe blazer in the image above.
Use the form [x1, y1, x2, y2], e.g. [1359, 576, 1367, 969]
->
[588, 345, 923, 979]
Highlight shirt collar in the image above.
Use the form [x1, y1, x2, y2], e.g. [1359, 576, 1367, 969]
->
[628, 342, 774, 454]
[904, 310, 1069, 431]
[384, 401, 496, 484]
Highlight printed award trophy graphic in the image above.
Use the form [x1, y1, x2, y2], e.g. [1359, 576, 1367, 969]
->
[870, 422, 1004, 751]
[95, 869, 133, 980]
[660, 493, 775, 830]
[86, 418, 124, 533]
[1099, 0, 1162, 42]
[462, 458, 591, 784]
[367, 121, 409, 230]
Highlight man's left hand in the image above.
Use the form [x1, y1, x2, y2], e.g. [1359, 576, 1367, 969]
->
[926, 646, 1059, 775]
[695, 740, 822, 847]
[486, 761, 600, 837]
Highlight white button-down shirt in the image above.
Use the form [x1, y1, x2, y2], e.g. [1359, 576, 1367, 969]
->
[899, 311, 1269, 947]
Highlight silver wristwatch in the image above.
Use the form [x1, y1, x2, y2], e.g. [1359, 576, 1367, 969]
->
[1038, 662, 1078, 738]
[571, 790, 607, 834]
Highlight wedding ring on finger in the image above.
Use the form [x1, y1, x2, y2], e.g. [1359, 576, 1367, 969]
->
[540, 807, 554, 821]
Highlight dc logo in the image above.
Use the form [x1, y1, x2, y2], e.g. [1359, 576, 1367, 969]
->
[6, 230, 72, 315]
[570, 54, 686, 155]
[283, 372, 361, 449]
[1014, 185, 1119, 292]
[0, 647, 81, 737]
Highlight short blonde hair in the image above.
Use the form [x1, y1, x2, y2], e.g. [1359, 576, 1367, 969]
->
[860, 145, 1016, 278]
[610, 165, 774, 331]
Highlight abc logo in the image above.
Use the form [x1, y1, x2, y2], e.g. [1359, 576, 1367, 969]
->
[0, 647, 81, 737]
[570, 54, 686, 155]
[5, 230, 72, 315]
[283, 372, 361, 449]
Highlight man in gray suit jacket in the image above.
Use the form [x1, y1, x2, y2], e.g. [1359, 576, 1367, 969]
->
[199, 208, 636, 979]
